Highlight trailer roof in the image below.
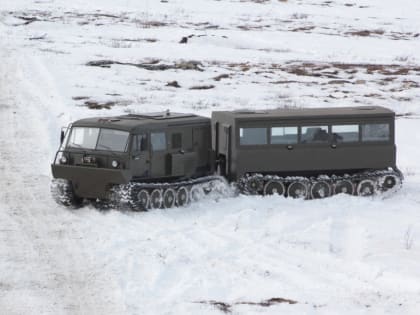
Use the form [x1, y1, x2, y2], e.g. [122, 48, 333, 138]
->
[72, 112, 210, 132]
[215, 106, 394, 121]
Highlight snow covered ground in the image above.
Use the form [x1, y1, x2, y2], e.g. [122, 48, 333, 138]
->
[1, 0, 420, 314]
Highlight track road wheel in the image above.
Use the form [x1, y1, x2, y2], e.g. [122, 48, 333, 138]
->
[357, 179, 376, 196]
[287, 181, 308, 199]
[176, 186, 189, 207]
[263, 180, 285, 196]
[334, 180, 354, 195]
[51, 179, 83, 208]
[163, 188, 176, 208]
[150, 189, 163, 209]
[310, 180, 331, 199]
[190, 185, 205, 202]
[380, 174, 400, 191]
[134, 189, 150, 211]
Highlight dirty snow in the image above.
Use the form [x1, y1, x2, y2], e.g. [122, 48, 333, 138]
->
[1, 0, 420, 314]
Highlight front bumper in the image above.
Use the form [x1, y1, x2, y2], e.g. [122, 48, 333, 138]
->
[51, 164, 131, 199]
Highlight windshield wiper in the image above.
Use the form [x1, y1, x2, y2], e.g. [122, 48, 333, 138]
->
[97, 143, 115, 151]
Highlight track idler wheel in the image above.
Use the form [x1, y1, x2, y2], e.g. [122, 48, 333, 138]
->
[245, 177, 264, 195]
[380, 174, 400, 191]
[263, 180, 285, 196]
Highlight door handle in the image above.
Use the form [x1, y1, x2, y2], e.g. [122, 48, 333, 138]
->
[331, 144, 337, 149]
[287, 145, 294, 150]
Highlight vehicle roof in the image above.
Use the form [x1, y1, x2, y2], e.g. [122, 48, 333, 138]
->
[214, 106, 395, 121]
[72, 112, 210, 132]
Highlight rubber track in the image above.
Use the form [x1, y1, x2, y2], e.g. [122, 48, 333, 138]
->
[237, 168, 403, 197]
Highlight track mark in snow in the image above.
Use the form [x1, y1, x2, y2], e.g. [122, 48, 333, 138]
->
[0, 46, 126, 314]
[328, 214, 367, 261]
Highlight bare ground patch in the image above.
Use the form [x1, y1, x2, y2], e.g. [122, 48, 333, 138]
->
[86, 59, 204, 71]
[73, 98, 131, 110]
[195, 297, 298, 313]
[5, 10, 173, 28]
[189, 84, 215, 90]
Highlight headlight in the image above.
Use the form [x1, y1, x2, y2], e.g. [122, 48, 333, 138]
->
[111, 160, 119, 168]
[59, 156, 68, 164]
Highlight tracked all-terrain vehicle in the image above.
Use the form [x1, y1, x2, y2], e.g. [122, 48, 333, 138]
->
[51, 106, 403, 209]
[51, 112, 226, 210]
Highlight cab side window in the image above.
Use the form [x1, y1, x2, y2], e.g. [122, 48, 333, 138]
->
[172, 133, 182, 149]
[132, 134, 148, 152]
[151, 132, 167, 151]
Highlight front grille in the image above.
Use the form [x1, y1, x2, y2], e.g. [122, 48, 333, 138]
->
[82, 155, 97, 164]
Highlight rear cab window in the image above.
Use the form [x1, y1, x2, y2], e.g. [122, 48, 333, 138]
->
[361, 123, 390, 142]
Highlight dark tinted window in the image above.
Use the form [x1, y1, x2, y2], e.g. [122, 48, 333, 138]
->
[172, 133, 182, 149]
[301, 126, 329, 143]
[361, 124, 390, 142]
[240, 127, 267, 145]
[132, 134, 147, 151]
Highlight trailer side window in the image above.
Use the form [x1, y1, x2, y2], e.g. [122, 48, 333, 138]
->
[151, 132, 167, 151]
[361, 124, 390, 142]
[271, 127, 298, 144]
[301, 126, 329, 143]
[332, 125, 359, 143]
[240, 127, 267, 145]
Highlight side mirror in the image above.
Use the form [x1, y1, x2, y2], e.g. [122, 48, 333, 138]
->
[60, 130, 65, 144]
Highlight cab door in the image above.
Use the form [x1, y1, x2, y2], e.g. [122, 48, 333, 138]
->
[130, 133, 150, 179]
[150, 131, 168, 178]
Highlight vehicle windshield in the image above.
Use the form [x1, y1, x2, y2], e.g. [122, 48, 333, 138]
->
[67, 127, 129, 152]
